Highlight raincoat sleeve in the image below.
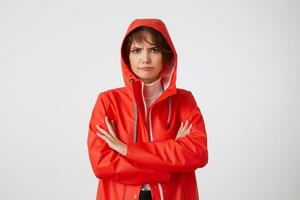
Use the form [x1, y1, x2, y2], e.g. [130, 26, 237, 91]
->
[126, 91, 208, 173]
[87, 93, 171, 185]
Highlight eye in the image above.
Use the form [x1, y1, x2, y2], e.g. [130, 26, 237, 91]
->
[131, 48, 141, 54]
[151, 47, 160, 53]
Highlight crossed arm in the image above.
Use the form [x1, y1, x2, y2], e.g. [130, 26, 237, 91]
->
[96, 116, 193, 156]
[87, 92, 208, 185]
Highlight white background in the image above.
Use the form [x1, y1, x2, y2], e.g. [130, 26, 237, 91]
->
[0, 0, 299, 199]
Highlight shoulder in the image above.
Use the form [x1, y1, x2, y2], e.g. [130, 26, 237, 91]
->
[175, 88, 204, 116]
[97, 87, 127, 99]
[176, 88, 192, 95]
[175, 88, 200, 108]
[93, 87, 132, 108]
[176, 88, 194, 100]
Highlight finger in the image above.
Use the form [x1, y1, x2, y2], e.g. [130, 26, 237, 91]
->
[97, 132, 114, 147]
[96, 132, 106, 140]
[97, 126, 114, 142]
[111, 120, 116, 130]
[176, 122, 184, 139]
[97, 131, 114, 144]
[177, 122, 184, 133]
[181, 123, 193, 137]
[96, 124, 110, 138]
[175, 132, 181, 140]
[96, 124, 109, 134]
[105, 116, 116, 138]
[96, 124, 110, 135]
[182, 129, 190, 136]
[187, 123, 193, 132]
[110, 119, 117, 138]
[176, 132, 184, 140]
[96, 124, 102, 132]
[96, 132, 109, 142]
[182, 120, 189, 131]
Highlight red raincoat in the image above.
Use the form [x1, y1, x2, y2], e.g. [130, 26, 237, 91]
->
[87, 18, 208, 200]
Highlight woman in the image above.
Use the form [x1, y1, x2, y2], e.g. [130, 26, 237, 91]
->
[87, 18, 208, 200]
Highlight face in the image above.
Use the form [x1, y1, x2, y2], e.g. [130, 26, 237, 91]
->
[129, 32, 163, 84]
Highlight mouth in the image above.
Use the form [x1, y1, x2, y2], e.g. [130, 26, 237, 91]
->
[139, 67, 153, 71]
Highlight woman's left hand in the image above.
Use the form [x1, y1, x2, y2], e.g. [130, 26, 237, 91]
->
[96, 116, 128, 156]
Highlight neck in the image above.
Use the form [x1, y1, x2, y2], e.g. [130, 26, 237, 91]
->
[143, 77, 163, 97]
[143, 76, 163, 109]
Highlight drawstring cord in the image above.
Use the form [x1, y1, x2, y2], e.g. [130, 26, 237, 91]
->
[167, 96, 171, 129]
[162, 80, 172, 129]
[133, 100, 138, 144]
[130, 79, 138, 144]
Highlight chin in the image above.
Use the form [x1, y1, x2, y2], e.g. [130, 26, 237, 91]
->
[137, 73, 152, 79]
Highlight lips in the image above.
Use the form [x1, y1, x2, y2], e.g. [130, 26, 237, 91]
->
[139, 67, 153, 71]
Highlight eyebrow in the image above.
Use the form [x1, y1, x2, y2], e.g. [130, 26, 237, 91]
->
[130, 46, 157, 49]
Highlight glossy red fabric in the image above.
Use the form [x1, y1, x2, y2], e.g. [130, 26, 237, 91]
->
[87, 18, 208, 200]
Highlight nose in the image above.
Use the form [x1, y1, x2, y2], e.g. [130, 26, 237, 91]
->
[141, 49, 150, 64]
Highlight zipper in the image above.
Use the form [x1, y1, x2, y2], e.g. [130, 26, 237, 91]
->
[148, 106, 164, 200]
[141, 81, 165, 200]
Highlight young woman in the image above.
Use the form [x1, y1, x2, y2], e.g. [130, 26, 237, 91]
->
[87, 18, 208, 200]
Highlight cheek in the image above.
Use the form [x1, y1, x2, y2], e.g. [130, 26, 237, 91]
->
[129, 55, 139, 63]
[154, 55, 163, 68]
[129, 56, 139, 75]
[129, 56, 137, 67]
[156, 54, 163, 64]
[157, 66, 163, 75]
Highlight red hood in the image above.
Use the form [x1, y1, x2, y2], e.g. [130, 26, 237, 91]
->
[120, 18, 178, 96]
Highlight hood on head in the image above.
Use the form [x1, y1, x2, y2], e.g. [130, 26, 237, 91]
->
[120, 18, 178, 94]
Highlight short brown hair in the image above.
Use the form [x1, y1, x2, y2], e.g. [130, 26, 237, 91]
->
[122, 26, 174, 66]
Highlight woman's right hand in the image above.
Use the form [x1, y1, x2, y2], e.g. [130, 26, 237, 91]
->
[175, 120, 193, 140]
